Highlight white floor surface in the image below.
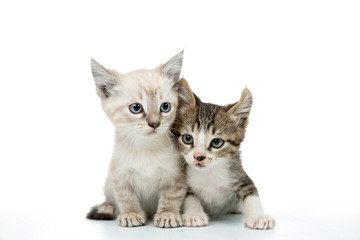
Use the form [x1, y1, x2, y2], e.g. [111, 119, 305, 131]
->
[1, 207, 359, 240]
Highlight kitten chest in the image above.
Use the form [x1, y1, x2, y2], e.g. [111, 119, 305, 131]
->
[112, 141, 180, 215]
[187, 164, 234, 210]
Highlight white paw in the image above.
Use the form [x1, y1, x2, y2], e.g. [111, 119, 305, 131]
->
[182, 212, 209, 227]
[245, 215, 275, 230]
[154, 211, 182, 228]
[117, 211, 146, 227]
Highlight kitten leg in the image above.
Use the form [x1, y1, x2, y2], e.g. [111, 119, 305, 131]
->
[113, 180, 146, 227]
[154, 179, 187, 228]
[238, 195, 275, 230]
[235, 174, 275, 229]
[182, 194, 209, 227]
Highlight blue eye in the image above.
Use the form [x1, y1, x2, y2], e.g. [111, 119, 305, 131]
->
[182, 134, 193, 145]
[129, 103, 143, 114]
[210, 138, 224, 148]
[160, 102, 171, 113]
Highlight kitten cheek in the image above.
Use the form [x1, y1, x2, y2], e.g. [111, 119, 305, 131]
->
[184, 154, 195, 165]
[216, 148, 237, 159]
[161, 113, 176, 122]
[157, 125, 168, 134]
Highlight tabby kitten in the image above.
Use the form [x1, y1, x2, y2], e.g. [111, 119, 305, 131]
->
[87, 52, 187, 228]
[175, 79, 275, 229]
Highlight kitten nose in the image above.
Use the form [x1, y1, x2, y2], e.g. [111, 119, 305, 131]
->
[148, 122, 160, 129]
[194, 155, 206, 161]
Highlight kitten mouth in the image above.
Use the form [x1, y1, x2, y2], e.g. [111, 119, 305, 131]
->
[195, 162, 205, 168]
[147, 129, 159, 135]
[148, 130, 157, 135]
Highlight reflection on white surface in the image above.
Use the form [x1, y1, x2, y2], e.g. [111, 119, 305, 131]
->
[1, 207, 360, 240]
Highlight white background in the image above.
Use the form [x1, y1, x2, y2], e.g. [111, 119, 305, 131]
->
[1, 1, 360, 239]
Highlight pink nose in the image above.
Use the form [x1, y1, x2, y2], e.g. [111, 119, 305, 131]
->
[193, 154, 206, 161]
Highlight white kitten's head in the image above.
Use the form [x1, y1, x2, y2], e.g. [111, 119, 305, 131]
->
[91, 52, 183, 138]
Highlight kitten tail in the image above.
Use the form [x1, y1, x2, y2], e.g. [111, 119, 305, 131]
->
[86, 204, 116, 220]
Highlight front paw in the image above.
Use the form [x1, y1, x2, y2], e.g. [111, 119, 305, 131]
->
[245, 215, 275, 230]
[117, 211, 146, 227]
[154, 211, 182, 228]
[182, 212, 209, 227]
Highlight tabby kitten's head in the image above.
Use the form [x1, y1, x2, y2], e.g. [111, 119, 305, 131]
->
[174, 79, 252, 170]
[91, 52, 183, 138]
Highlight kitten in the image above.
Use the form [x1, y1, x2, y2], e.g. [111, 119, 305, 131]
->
[87, 52, 187, 228]
[174, 79, 275, 229]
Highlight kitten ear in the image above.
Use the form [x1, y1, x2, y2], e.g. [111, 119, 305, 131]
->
[178, 78, 200, 112]
[91, 58, 117, 99]
[178, 78, 196, 108]
[162, 51, 184, 86]
[226, 88, 253, 128]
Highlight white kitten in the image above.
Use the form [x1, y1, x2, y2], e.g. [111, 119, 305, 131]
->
[87, 52, 187, 228]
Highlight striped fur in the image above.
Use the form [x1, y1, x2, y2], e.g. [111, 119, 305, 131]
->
[175, 79, 275, 229]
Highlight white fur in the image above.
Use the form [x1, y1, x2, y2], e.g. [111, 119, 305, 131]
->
[187, 160, 234, 215]
[240, 195, 275, 229]
[193, 131, 207, 157]
[239, 195, 264, 217]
